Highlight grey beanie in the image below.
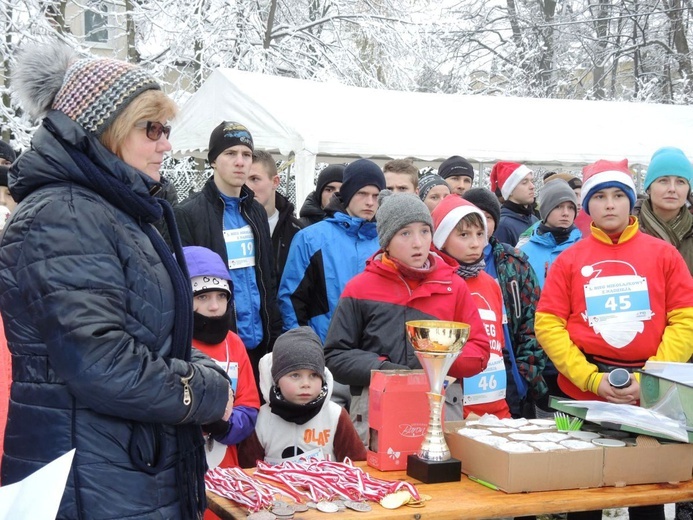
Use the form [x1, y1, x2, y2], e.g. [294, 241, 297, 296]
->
[376, 190, 433, 249]
[271, 327, 325, 384]
[539, 179, 578, 222]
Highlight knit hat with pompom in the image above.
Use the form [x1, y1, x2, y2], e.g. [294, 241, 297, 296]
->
[12, 40, 160, 137]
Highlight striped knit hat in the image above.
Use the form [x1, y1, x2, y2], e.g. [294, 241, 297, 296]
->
[53, 58, 160, 136]
[12, 41, 160, 137]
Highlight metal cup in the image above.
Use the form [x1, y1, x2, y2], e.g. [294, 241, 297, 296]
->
[405, 320, 470, 462]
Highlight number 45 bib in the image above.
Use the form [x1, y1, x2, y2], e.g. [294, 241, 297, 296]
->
[584, 275, 653, 326]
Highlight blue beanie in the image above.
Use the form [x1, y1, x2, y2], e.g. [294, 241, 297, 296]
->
[339, 159, 386, 209]
[644, 147, 692, 191]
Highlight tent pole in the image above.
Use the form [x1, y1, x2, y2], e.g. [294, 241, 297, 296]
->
[294, 149, 317, 215]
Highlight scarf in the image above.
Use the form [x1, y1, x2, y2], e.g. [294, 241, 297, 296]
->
[193, 308, 233, 345]
[639, 200, 693, 275]
[384, 252, 437, 281]
[269, 383, 328, 425]
[64, 144, 206, 519]
[503, 199, 535, 216]
[454, 256, 486, 279]
[537, 222, 576, 245]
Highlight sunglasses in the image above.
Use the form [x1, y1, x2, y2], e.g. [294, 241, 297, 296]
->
[135, 121, 171, 141]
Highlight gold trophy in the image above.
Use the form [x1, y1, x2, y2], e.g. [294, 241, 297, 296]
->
[405, 320, 470, 483]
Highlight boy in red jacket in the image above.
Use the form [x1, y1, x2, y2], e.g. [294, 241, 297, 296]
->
[324, 191, 490, 443]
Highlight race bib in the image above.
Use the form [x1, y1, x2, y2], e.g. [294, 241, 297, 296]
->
[214, 360, 239, 392]
[584, 275, 652, 326]
[223, 226, 256, 269]
[463, 354, 507, 405]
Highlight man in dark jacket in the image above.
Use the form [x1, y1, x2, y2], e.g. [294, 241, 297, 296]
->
[176, 122, 282, 382]
[298, 164, 344, 226]
[247, 150, 303, 281]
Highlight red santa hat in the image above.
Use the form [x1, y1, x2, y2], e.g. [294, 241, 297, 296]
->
[431, 194, 488, 250]
[490, 161, 533, 200]
[581, 159, 637, 215]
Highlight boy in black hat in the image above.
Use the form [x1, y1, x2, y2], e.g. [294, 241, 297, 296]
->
[176, 121, 282, 384]
[438, 155, 475, 195]
[298, 164, 344, 226]
[238, 327, 366, 466]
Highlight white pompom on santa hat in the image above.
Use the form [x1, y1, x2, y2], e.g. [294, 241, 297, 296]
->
[490, 161, 533, 200]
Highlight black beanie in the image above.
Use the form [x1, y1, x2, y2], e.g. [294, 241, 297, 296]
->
[0, 165, 8, 188]
[207, 121, 254, 164]
[0, 141, 16, 164]
[438, 155, 474, 181]
[339, 159, 386, 209]
[271, 327, 325, 384]
[463, 188, 501, 231]
[316, 164, 345, 199]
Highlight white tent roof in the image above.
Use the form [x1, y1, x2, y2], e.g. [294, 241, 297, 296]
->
[171, 69, 693, 207]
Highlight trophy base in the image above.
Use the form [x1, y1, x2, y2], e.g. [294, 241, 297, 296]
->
[406, 454, 461, 484]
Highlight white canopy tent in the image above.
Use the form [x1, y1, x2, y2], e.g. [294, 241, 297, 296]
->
[171, 69, 693, 209]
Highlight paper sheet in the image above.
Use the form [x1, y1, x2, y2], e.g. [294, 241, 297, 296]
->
[0, 449, 74, 519]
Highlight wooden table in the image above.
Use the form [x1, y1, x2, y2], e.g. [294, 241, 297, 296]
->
[207, 463, 693, 519]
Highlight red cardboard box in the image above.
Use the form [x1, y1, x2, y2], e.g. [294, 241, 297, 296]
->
[367, 370, 430, 471]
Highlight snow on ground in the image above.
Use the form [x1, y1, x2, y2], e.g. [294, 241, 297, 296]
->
[604, 503, 674, 519]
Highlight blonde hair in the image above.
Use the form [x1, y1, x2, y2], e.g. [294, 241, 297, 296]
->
[100, 89, 177, 159]
[383, 159, 419, 189]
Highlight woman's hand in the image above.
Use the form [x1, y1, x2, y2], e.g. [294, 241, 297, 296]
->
[222, 386, 235, 422]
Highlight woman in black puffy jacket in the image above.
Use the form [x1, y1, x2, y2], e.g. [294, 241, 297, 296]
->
[0, 41, 232, 519]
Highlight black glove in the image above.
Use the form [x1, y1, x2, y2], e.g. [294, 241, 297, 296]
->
[201, 419, 230, 438]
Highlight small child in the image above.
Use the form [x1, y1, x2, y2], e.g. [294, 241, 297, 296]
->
[432, 195, 512, 419]
[238, 327, 366, 467]
[183, 246, 260, 471]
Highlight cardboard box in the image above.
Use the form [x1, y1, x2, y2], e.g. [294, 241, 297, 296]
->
[367, 370, 430, 471]
[444, 420, 693, 493]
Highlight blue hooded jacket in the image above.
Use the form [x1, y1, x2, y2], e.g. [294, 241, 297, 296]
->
[278, 200, 378, 342]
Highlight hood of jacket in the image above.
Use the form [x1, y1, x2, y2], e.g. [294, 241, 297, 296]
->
[325, 206, 378, 241]
[10, 110, 159, 208]
[276, 191, 297, 220]
[299, 190, 325, 221]
[257, 351, 335, 404]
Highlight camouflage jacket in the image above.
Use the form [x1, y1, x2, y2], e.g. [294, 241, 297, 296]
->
[489, 236, 547, 400]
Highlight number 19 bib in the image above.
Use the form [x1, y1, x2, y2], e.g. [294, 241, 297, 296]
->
[224, 226, 256, 269]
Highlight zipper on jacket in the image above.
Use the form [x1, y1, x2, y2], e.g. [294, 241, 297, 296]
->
[510, 280, 521, 320]
[181, 367, 194, 406]
[242, 203, 272, 347]
[178, 366, 197, 424]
